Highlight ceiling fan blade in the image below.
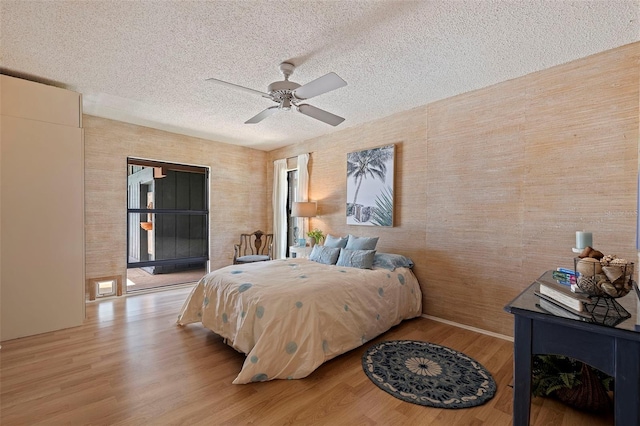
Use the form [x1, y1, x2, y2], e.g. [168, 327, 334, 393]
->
[297, 104, 345, 126]
[293, 72, 347, 100]
[206, 77, 272, 99]
[245, 106, 279, 124]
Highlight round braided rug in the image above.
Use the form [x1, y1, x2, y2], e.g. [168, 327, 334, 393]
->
[362, 340, 497, 408]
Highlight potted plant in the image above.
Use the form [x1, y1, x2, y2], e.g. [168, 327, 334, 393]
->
[532, 354, 613, 413]
[307, 229, 324, 246]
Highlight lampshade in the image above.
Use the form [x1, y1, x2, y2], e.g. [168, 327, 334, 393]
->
[291, 201, 317, 218]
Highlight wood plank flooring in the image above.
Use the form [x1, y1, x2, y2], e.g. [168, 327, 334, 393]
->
[125, 268, 206, 292]
[1, 287, 613, 425]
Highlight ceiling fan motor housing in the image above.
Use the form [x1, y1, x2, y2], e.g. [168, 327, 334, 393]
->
[267, 80, 301, 109]
[268, 81, 300, 96]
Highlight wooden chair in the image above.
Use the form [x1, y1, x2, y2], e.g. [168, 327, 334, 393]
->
[233, 230, 273, 264]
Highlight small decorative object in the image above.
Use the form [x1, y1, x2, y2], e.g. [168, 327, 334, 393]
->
[532, 354, 613, 413]
[574, 253, 634, 298]
[575, 231, 593, 250]
[140, 221, 153, 231]
[307, 229, 324, 246]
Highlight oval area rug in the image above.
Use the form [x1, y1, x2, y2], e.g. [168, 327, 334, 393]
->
[362, 340, 497, 408]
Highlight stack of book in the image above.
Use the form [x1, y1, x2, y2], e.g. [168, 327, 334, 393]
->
[534, 270, 592, 320]
[550, 268, 576, 286]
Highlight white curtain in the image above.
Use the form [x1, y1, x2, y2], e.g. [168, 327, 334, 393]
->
[297, 153, 310, 236]
[272, 159, 288, 259]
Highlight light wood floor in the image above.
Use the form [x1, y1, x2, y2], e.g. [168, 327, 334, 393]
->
[126, 267, 206, 292]
[1, 287, 613, 425]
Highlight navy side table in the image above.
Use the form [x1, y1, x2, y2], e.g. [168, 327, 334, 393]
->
[505, 272, 640, 426]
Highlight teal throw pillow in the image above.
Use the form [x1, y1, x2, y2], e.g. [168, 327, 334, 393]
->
[372, 253, 414, 271]
[324, 234, 348, 248]
[309, 245, 341, 265]
[336, 249, 376, 269]
[345, 234, 379, 250]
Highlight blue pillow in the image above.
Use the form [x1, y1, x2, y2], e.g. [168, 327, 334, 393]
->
[324, 234, 348, 248]
[345, 234, 379, 250]
[336, 249, 376, 269]
[372, 253, 414, 271]
[308, 245, 341, 265]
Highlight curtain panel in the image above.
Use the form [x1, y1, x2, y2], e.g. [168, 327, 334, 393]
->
[272, 159, 288, 259]
[297, 153, 310, 237]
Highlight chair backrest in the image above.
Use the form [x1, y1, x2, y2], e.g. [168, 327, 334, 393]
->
[237, 230, 273, 257]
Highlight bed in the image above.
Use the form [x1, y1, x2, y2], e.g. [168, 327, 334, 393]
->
[177, 255, 422, 384]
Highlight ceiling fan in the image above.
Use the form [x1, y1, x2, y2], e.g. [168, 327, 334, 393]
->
[206, 62, 347, 126]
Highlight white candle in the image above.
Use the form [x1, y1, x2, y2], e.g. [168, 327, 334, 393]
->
[576, 231, 593, 249]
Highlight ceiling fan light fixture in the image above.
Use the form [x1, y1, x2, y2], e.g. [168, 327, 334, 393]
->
[280, 98, 292, 111]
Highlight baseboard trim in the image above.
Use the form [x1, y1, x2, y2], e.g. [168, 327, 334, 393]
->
[421, 314, 514, 342]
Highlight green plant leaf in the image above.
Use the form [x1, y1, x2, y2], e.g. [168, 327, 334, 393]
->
[306, 228, 324, 243]
[531, 354, 607, 399]
[371, 186, 393, 226]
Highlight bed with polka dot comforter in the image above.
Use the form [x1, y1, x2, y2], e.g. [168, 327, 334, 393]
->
[177, 257, 422, 384]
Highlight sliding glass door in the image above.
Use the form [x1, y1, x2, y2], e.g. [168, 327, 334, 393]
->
[126, 158, 208, 292]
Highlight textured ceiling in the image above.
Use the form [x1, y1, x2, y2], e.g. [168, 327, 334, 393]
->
[1, 1, 638, 151]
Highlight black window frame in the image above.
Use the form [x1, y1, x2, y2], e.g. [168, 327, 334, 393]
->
[126, 158, 209, 269]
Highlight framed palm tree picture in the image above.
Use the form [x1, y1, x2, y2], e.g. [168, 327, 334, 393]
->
[346, 144, 395, 226]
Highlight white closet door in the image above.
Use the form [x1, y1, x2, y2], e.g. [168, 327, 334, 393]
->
[1, 116, 85, 341]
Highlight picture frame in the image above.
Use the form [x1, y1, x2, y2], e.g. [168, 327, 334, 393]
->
[346, 144, 395, 226]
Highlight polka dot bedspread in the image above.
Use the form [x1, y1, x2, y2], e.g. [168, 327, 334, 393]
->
[177, 258, 422, 384]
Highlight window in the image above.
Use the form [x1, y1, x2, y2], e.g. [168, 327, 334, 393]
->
[286, 169, 299, 255]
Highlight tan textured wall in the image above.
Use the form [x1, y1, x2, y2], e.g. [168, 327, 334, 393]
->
[268, 107, 428, 267]
[269, 42, 639, 337]
[84, 116, 268, 290]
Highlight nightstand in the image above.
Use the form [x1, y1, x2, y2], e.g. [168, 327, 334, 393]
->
[289, 245, 311, 259]
[505, 272, 640, 425]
